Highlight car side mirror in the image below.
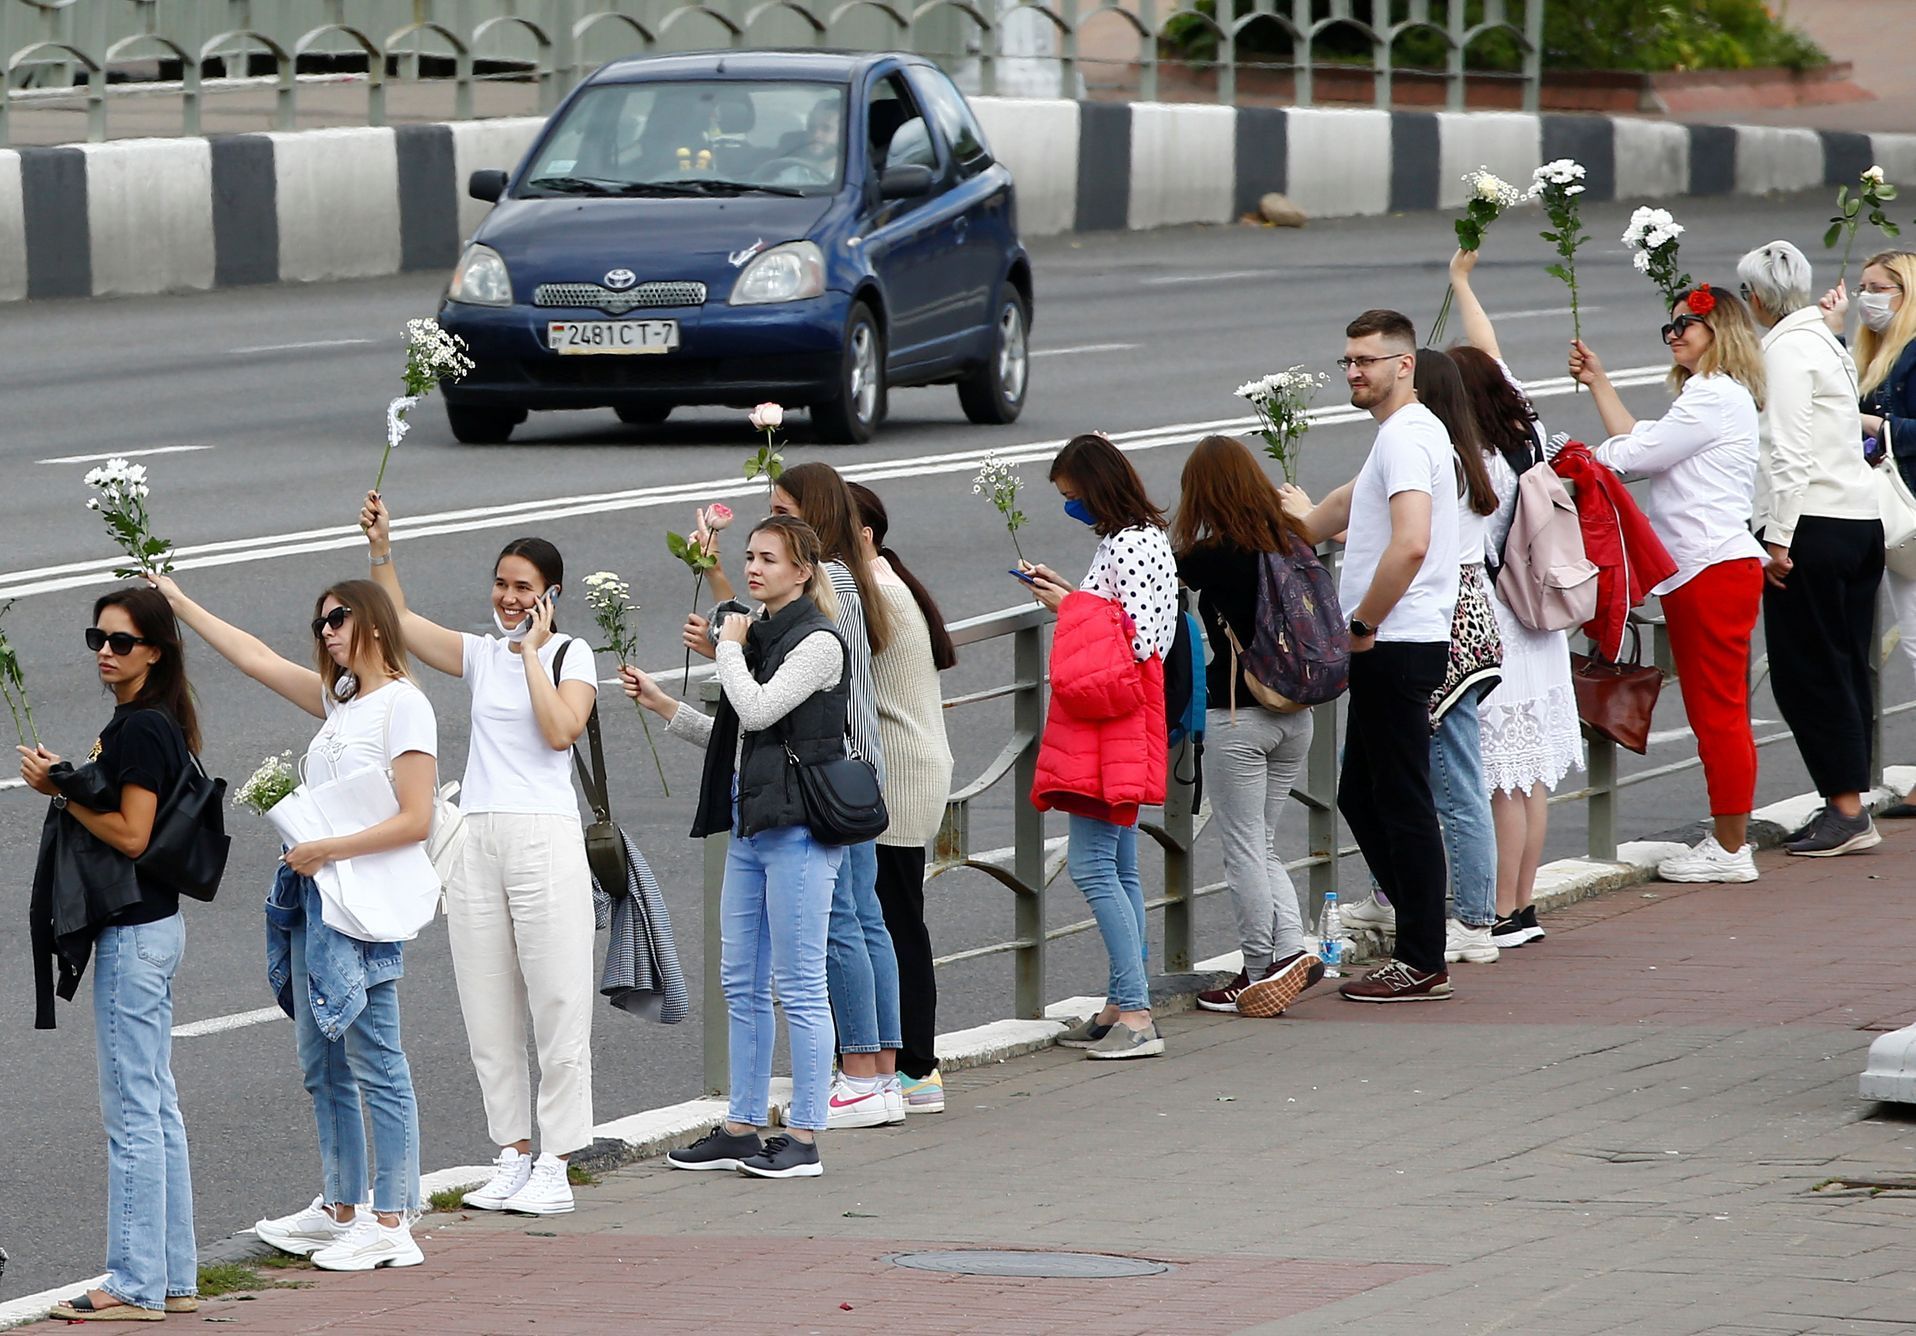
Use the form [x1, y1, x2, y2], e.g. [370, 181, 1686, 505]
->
[879, 165, 934, 201]
[468, 170, 508, 203]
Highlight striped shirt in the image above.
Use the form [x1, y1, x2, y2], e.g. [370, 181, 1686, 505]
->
[824, 560, 887, 789]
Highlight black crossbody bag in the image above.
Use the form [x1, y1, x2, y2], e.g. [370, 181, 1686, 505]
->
[781, 722, 888, 846]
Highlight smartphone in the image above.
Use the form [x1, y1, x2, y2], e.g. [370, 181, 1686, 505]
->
[1008, 568, 1038, 585]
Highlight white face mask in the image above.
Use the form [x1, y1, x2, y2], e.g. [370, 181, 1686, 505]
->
[1860, 290, 1900, 333]
[493, 606, 532, 641]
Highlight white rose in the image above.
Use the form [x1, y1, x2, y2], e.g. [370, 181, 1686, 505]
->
[749, 402, 784, 431]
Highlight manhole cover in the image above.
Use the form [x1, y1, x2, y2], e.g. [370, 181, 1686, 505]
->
[887, 1250, 1170, 1279]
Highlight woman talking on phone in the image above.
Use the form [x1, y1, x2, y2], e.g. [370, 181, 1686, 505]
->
[361, 494, 601, 1215]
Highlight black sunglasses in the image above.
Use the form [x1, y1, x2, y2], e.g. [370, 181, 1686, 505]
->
[86, 627, 153, 656]
[310, 606, 352, 639]
[1660, 313, 1709, 343]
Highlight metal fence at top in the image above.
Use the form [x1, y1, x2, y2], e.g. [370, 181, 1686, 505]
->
[0, 0, 1547, 147]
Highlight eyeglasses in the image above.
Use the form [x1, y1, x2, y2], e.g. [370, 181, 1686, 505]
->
[1335, 353, 1409, 372]
[310, 607, 352, 639]
[1738, 282, 1751, 302]
[85, 627, 153, 656]
[1859, 282, 1905, 295]
[1661, 314, 1709, 343]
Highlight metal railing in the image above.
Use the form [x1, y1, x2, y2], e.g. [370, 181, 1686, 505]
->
[1, 0, 1548, 147]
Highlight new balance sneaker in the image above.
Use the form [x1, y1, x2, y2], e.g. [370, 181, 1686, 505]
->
[254, 1196, 351, 1257]
[461, 1146, 531, 1211]
[1340, 894, 1396, 933]
[310, 1216, 424, 1272]
[1056, 1014, 1114, 1048]
[1785, 807, 1882, 858]
[1084, 1020, 1165, 1059]
[1236, 952, 1325, 1018]
[1657, 835, 1758, 884]
[668, 1125, 762, 1171]
[826, 1075, 890, 1129]
[501, 1153, 574, 1215]
[1196, 970, 1251, 1013]
[1444, 918, 1501, 964]
[1338, 960, 1453, 1003]
[1490, 913, 1534, 947]
[900, 1070, 946, 1114]
[880, 1076, 907, 1125]
[736, 1134, 823, 1179]
[1519, 904, 1545, 941]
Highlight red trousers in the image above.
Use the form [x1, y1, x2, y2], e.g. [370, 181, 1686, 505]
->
[1659, 558, 1763, 817]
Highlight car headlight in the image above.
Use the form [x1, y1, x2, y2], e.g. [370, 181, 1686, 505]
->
[448, 244, 512, 306]
[729, 241, 826, 306]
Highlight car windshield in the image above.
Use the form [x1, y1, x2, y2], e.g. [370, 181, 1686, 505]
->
[524, 80, 848, 197]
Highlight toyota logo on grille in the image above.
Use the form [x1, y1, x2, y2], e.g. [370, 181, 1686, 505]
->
[603, 268, 638, 291]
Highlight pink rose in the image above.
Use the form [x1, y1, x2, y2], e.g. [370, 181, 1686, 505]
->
[749, 402, 784, 432]
[702, 502, 734, 531]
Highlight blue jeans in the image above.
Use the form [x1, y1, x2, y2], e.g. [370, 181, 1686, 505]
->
[825, 839, 900, 1055]
[1067, 814, 1150, 1012]
[290, 915, 420, 1214]
[92, 916, 196, 1310]
[722, 823, 844, 1131]
[1433, 694, 1497, 928]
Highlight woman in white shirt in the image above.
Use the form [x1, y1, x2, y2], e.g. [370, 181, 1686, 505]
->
[153, 576, 435, 1271]
[1569, 286, 1770, 885]
[1738, 240, 1884, 858]
[361, 496, 601, 1216]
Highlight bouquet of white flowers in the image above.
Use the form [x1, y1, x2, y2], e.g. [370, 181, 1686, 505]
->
[1532, 159, 1591, 347]
[1430, 168, 1530, 343]
[583, 570, 669, 795]
[234, 751, 298, 815]
[1621, 206, 1693, 311]
[972, 454, 1028, 563]
[374, 318, 476, 494]
[84, 457, 174, 578]
[1235, 367, 1329, 485]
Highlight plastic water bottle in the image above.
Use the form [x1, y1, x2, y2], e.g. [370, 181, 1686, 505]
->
[1316, 893, 1347, 978]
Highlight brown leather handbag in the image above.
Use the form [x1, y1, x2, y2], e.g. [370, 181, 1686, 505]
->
[1569, 621, 1663, 755]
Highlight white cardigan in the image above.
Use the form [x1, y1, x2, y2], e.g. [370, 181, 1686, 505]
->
[1754, 305, 1878, 546]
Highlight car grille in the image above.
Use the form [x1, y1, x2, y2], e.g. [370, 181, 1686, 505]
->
[533, 281, 707, 313]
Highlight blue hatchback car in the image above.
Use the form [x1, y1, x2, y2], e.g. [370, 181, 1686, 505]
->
[437, 50, 1032, 444]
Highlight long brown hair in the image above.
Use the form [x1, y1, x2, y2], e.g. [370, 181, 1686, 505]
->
[847, 482, 957, 671]
[1047, 433, 1167, 537]
[314, 580, 411, 703]
[1414, 347, 1497, 517]
[1450, 344, 1542, 478]
[1171, 435, 1303, 556]
[776, 462, 889, 655]
[93, 586, 201, 754]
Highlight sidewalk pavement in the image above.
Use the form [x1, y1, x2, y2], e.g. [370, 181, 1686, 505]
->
[112, 826, 1916, 1336]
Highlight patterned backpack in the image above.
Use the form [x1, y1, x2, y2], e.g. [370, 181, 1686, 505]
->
[1219, 534, 1350, 714]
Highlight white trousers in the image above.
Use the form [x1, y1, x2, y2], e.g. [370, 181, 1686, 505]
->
[1888, 568, 1916, 685]
[447, 812, 597, 1155]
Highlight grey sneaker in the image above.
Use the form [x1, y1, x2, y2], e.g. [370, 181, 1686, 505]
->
[736, 1134, 823, 1179]
[1786, 808, 1881, 857]
[668, 1125, 762, 1171]
[1056, 1015, 1114, 1049]
[1084, 1020, 1165, 1060]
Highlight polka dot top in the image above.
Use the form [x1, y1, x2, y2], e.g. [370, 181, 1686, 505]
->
[1080, 524, 1179, 662]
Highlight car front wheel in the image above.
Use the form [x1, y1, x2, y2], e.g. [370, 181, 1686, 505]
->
[446, 403, 523, 445]
[958, 290, 1029, 426]
[811, 302, 884, 444]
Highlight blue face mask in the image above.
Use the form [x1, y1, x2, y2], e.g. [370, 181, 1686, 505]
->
[1063, 497, 1096, 527]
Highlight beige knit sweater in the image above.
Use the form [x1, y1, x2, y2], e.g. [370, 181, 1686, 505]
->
[870, 574, 955, 848]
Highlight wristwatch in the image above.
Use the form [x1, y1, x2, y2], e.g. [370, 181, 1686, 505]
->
[1348, 616, 1375, 639]
[51, 793, 67, 810]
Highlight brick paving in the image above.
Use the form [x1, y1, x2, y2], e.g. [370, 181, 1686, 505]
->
[66, 829, 1916, 1334]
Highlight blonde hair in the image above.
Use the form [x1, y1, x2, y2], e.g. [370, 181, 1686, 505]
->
[1669, 288, 1768, 410]
[749, 515, 838, 621]
[314, 580, 412, 702]
[1855, 250, 1916, 396]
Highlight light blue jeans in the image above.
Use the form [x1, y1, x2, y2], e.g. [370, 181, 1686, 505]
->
[825, 839, 901, 1054]
[290, 917, 420, 1215]
[1067, 814, 1150, 1012]
[1433, 694, 1497, 928]
[92, 916, 197, 1310]
[723, 822, 844, 1131]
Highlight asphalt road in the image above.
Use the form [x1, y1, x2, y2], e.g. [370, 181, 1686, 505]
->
[4, 188, 1907, 1299]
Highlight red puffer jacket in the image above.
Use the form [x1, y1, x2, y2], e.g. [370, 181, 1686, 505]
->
[1032, 591, 1167, 826]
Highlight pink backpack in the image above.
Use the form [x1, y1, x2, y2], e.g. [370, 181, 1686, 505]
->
[1495, 462, 1598, 633]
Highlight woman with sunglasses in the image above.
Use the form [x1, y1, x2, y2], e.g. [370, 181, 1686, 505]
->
[151, 575, 434, 1270]
[24, 588, 200, 1321]
[360, 496, 600, 1215]
[1569, 286, 1769, 884]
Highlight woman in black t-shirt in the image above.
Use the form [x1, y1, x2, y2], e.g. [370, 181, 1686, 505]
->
[1172, 435, 1326, 1020]
[20, 587, 200, 1321]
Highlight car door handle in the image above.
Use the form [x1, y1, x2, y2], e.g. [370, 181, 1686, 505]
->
[953, 216, 968, 244]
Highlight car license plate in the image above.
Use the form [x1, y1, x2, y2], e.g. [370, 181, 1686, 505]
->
[548, 320, 679, 355]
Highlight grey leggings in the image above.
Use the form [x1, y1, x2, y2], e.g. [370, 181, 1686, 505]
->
[1204, 705, 1314, 976]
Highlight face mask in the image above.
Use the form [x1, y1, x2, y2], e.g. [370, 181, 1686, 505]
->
[493, 607, 532, 641]
[1860, 291, 1899, 333]
[1063, 497, 1096, 527]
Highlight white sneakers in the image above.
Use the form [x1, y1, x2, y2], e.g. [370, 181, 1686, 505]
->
[1443, 918, 1500, 964]
[255, 1197, 352, 1256]
[462, 1147, 531, 1210]
[1657, 835, 1758, 884]
[311, 1215, 424, 1272]
[826, 1074, 891, 1129]
[881, 1076, 907, 1125]
[1342, 895, 1396, 933]
[501, 1154, 575, 1215]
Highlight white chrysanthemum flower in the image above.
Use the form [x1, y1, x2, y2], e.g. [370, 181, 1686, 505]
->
[386, 396, 417, 450]
[1633, 250, 1652, 273]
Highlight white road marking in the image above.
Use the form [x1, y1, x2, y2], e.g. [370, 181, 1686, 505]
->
[0, 778, 22, 791]
[38, 444, 214, 466]
[1140, 268, 1269, 286]
[228, 337, 377, 355]
[0, 364, 1671, 604]
[1647, 718, 1776, 747]
[1497, 305, 1603, 320]
[1030, 342, 1137, 358]
[172, 1005, 288, 1039]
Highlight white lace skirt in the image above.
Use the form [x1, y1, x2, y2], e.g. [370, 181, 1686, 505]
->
[1479, 589, 1585, 797]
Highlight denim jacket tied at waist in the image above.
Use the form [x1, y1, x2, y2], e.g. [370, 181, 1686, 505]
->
[264, 861, 404, 1042]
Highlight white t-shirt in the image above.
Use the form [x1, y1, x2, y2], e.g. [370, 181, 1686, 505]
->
[1338, 401, 1461, 643]
[306, 678, 438, 784]
[459, 632, 600, 815]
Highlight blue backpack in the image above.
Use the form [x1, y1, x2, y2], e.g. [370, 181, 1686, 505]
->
[1165, 592, 1207, 809]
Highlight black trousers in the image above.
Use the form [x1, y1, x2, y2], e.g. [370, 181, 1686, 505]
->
[1338, 641, 1450, 975]
[1764, 514, 1885, 798]
[874, 844, 939, 1079]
